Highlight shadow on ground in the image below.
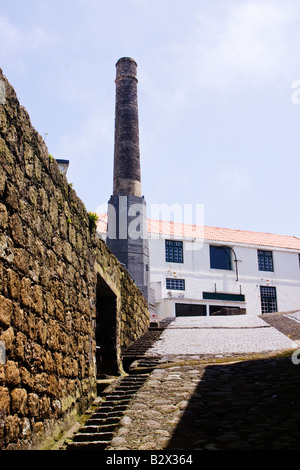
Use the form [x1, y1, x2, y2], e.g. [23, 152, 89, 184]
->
[167, 356, 300, 450]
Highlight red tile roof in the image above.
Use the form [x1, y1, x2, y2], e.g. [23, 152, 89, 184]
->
[96, 214, 300, 251]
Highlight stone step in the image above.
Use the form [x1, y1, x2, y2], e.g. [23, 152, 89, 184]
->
[84, 420, 116, 431]
[106, 390, 136, 397]
[104, 398, 131, 406]
[89, 412, 107, 419]
[106, 410, 124, 418]
[122, 378, 147, 383]
[67, 441, 109, 450]
[110, 389, 139, 396]
[91, 411, 123, 421]
[116, 385, 141, 391]
[79, 425, 103, 433]
[113, 404, 128, 413]
[73, 432, 114, 442]
[103, 416, 120, 425]
[85, 419, 105, 426]
[119, 383, 146, 388]
[85, 416, 120, 426]
[96, 406, 113, 413]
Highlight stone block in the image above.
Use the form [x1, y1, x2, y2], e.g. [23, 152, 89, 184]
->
[49, 197, 58, 228]
[15, 332, 26, 361]
[36, 319, 47, 346]
[7, 269, 20, 301]
[0, 166, 7, 197]
[5, 360, 20, 387]
[0, 295, 13, 327]
[39, 396, 51, 419]
[48, 374, 59, 398]
[20, 277, 32, 309]
[11, 388, 27, 415]
[32, 285, 44, 315]
[9, 213, 24, 246]
[5, 182, 19, 211]
[19, 417, 31, 439]
[13, 248, 30, 275]
[68, 223, 77, 247]
[19, 367, 34, 390]
[4, 414, 20, 442]
[0, 326, 14, 353]
[0, 203, 8, 229]
[0, 386, 10, 415]
[24, 311, 36, 341]
[38, 187, 49, 213]
[0, 234, 14, 263]
[26, 393, 40, 417]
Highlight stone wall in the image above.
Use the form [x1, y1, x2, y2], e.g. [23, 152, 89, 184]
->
[0, 69, 149, 450]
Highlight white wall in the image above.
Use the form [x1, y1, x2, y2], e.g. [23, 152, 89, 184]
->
[149, 236, 300, 319]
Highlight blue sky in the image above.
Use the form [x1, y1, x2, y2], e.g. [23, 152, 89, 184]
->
[1, 0, 300, 237]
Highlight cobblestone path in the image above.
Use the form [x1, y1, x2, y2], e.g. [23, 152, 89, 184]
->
[63, 313, 300, 451]
[107, 353, 300, 450]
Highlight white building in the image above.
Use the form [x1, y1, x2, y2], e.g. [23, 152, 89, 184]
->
[97, 215, 300, 319]
[148, 220, 300, 319]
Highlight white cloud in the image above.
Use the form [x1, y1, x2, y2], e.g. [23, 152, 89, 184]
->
[0, 14, 58, 61]
[136, 0, 300, 165]
[143, 0, 300, 103]
[191, 1, 300, 89]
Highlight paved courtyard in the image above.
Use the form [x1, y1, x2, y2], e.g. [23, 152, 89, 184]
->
[146, 314, 299, 357]
[106, 313, 300, 451]
[62, 312, 300, 451]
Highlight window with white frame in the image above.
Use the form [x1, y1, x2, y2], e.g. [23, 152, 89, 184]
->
[166, 278, 185, 290]
[258, 250, 274, 272]
[165, 240, 183, 263]
[260, 286, 277, 314]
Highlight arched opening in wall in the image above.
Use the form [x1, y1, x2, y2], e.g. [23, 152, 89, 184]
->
[95, 274, 119, 377]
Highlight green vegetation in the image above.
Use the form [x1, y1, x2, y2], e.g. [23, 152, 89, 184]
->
[88, 212, 99, 229]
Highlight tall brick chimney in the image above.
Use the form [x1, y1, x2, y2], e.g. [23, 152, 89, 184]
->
[113, 58, 141, 197]
[107, 58, 153, 306]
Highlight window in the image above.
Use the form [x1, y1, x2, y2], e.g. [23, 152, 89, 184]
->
[166, 278, 185, 290]
[165, 240, 183, 263]
[258, 250, 274, 272]
[260, 286, 277, 314]
[209, 306, 241, 316]
[175, 304, 206, 316]
[210, 245, 232, 270]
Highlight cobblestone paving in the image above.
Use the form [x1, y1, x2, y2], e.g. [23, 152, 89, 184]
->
[107, 313, 300, 451]
[146, 315, 298, 356]
[107, 353, 300, 450]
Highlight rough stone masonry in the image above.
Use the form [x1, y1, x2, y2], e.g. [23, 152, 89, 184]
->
[0, 69, 149, 450]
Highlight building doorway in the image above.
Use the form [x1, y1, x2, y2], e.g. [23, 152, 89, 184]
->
[95, 274, 119, 377]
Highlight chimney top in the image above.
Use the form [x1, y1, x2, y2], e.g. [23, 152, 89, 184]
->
[115, 57, 138, 83]
[116, 57, 137, 65]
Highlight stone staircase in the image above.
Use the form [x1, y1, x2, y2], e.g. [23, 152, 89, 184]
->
[66, 323, 169, 450]
[121, 322, 168, 371]
[67, 373, 149, 450]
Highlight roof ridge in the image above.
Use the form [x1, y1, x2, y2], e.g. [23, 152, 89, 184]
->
[148, 218, 298, 239]
[96, 213, 300, 249]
